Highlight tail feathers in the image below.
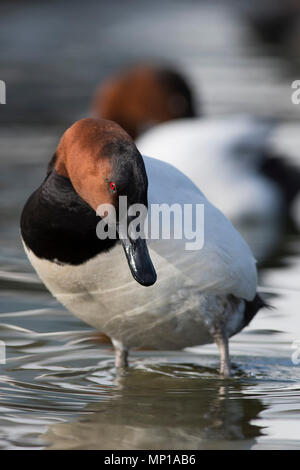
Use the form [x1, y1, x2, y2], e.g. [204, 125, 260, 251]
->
[243, 294, 267, 328]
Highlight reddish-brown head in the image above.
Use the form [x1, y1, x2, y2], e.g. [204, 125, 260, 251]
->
[55, 118, 134, 210]
[92, 64, 196, 140]
[54, 118, 156, 286]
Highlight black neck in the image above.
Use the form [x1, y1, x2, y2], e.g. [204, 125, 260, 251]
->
[20, 169, 117, 265]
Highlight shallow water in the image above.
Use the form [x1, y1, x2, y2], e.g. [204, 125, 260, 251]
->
[0, 0, 300, 450]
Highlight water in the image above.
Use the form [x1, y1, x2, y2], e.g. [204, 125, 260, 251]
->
[0, 0, 300, 450]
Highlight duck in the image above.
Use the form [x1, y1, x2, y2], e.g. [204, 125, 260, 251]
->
[20, 118, 264, 377]
[92, 64, 300, 259]
[92, 64, 196, 140]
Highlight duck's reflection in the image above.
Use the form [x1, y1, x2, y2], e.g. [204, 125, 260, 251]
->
[44, 363, 265, 450]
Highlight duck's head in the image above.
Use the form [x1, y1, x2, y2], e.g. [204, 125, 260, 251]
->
[55, 118, 157, 287]
[92, 64, 196, 139]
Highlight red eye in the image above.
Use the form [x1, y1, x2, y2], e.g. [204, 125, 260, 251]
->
[110, 181, 116, 192]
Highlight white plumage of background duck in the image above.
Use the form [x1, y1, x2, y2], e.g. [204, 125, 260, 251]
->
[95, 64, 300, 261]
[136, 115, 285, 260]
[21, 118, 264, 377]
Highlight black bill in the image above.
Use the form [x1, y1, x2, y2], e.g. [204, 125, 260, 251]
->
[120, 236, 157, 287]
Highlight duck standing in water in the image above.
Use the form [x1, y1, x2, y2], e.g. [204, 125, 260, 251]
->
[21, 118, 264, 377]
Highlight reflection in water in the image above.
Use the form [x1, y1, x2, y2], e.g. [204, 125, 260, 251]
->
[45, 365, 264, 450]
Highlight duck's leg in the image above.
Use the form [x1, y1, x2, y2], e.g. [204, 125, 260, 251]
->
[213, 332, 231, 378]
[112, 338, 129, 369]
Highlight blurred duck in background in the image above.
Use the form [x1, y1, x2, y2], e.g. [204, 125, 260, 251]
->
[136, 115, 300, 261]
[92, 64, 196, 140]
[92, 64, 300, 261]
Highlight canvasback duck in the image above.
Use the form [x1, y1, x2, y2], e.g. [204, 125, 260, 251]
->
[92, 64, 196, 140]
[21, 118, 264, 377]
[136, 116, 300, 260]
